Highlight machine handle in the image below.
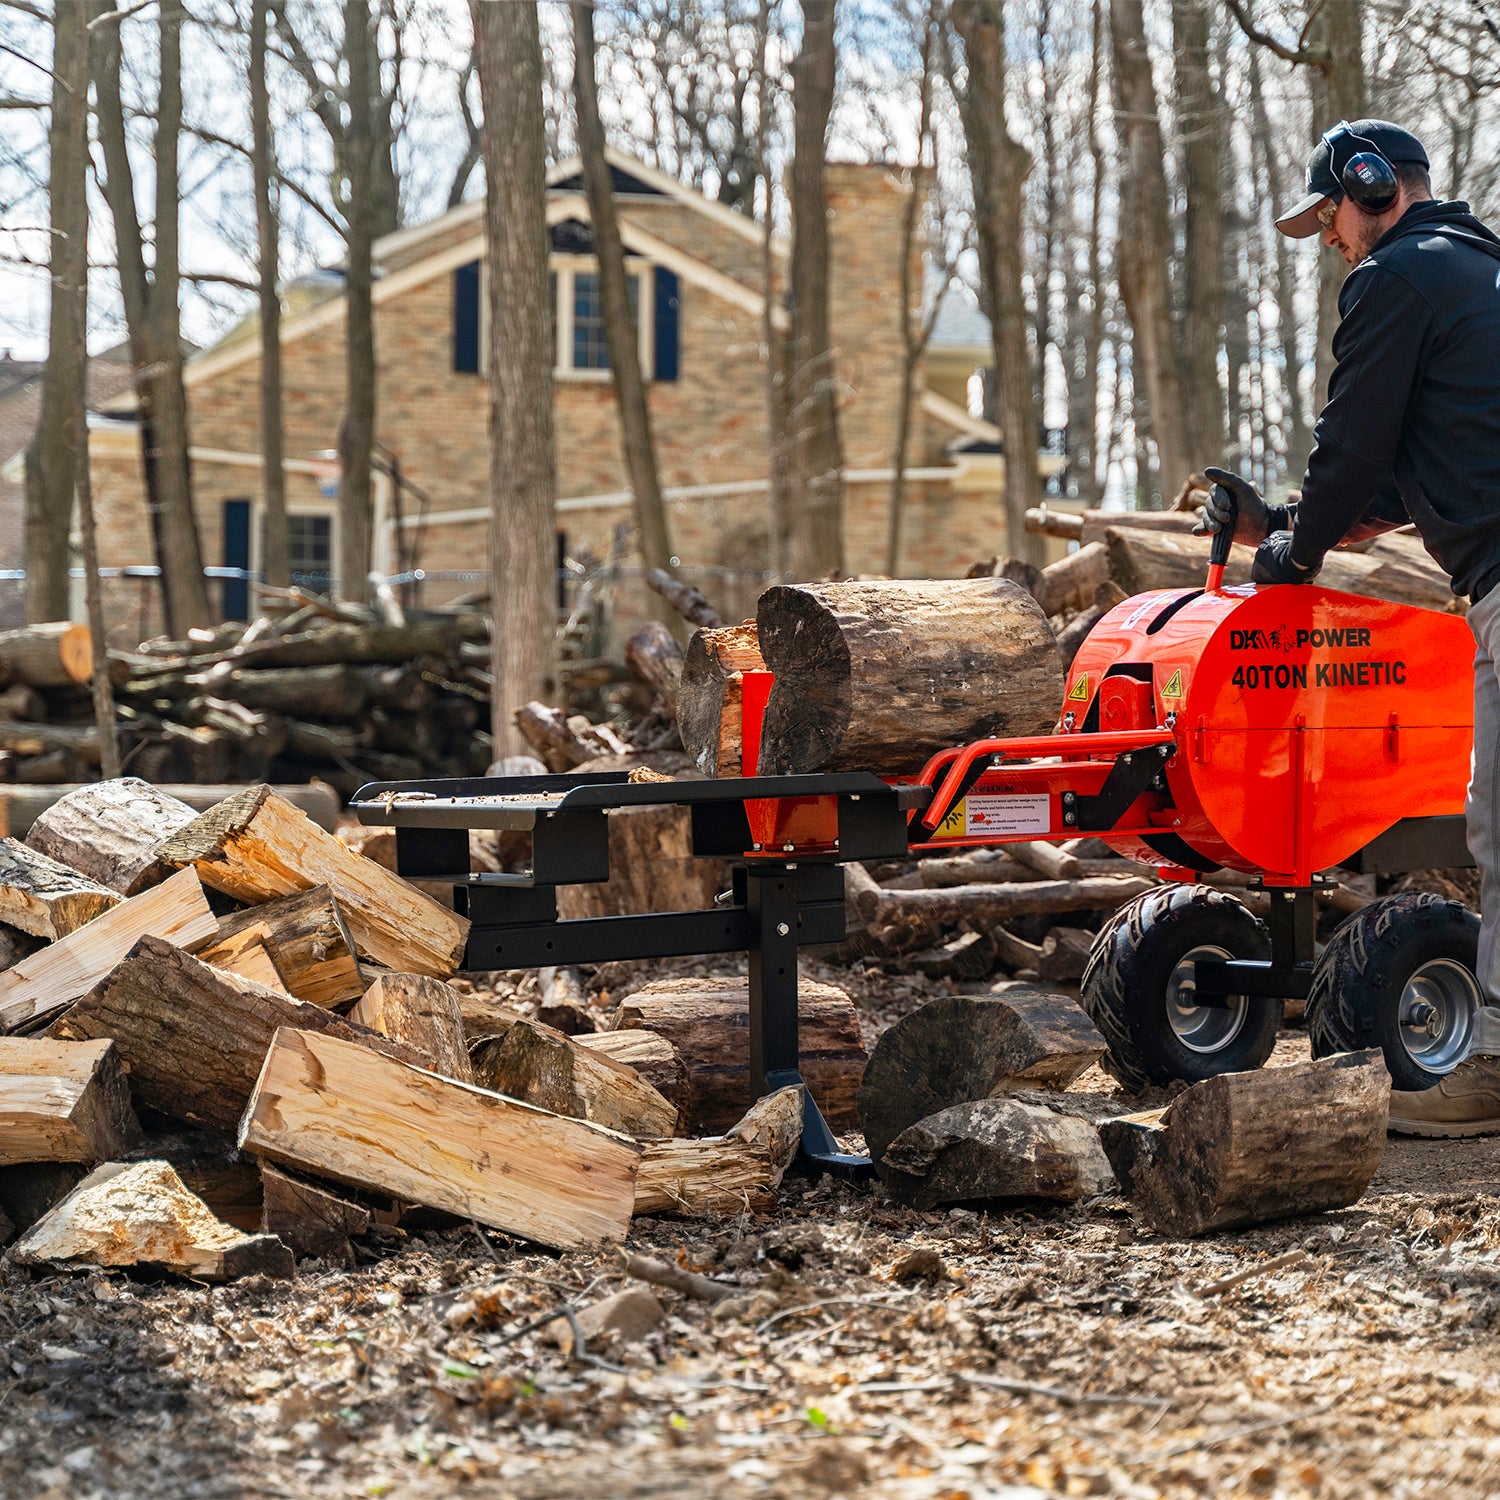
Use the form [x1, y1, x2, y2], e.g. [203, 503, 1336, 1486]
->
[1205, 487, 1235, 592]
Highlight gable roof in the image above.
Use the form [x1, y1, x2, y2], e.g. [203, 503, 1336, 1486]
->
[371, 146, 786, 270]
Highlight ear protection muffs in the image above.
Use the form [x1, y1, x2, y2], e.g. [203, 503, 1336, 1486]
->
[1321, 121, 1399, 213]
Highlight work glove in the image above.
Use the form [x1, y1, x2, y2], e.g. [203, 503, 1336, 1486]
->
[1193, 467, 1291, 547]
[1251, 531, 1320, 585]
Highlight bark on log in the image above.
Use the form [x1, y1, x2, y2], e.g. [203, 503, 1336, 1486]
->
[556, 802, 725, 922]
[239, 1027, 641, 1250]
[23, 777, 200, 896]
[9, 1160, 293, 1281]
[625, 622, 685, 717]
[0, 838, 119, 938]
[1025, 506, 1198, 545]
[470, 1016, 679, 1138]
[856, 990, 1107, 1170]
[1098, 1050, 1390, 1236]
[635, 1085, 802, 1216]
[646, 567, 724, 630]
[49, 935, 422, 1131]
[0, 1037, 143, 1164]
[260, 1162, 371, 1268]
[0, 622, 94, 686]
[880, 1097, 1113, 1210]
[612, 976, 866, 1131]
[184, 663, 370, 718]
[0, 867, 219, 1032]
[197, 885, 364, 1008]
[157, 785, 468, 976]
[677, 623, 765, 777]
[575, 1029, 686, 1112]
[0, 782, 340, 838]
[0, 719, 101, 765]
[1033, 541, 1111, 616]
[850, 874, 1155, 953]
[755, 580, 1063, 776]
[171, 617, 480, 673]
[1008, 840, 1083, 881]
[514, 701, 620, 772]
[1104, 526, 1454, 610]
[349, 972, 473, 1082]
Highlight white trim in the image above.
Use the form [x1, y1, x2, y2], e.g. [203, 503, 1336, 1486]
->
[921, 389, 1001, 442]
[398, 467, 964, 528]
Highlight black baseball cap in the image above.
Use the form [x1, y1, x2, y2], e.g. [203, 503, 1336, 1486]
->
[1275, 119, 1430, 239]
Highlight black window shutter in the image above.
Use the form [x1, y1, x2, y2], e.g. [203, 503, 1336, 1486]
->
[453, 260, 481, 373]
[221, 498, 251, 621]
[653, 266, 679, 381]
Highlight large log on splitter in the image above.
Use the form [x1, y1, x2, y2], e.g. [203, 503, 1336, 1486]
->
[754, 579, 1062, 776]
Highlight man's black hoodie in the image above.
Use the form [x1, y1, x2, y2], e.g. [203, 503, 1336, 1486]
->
[1291, 198, 1500, 598]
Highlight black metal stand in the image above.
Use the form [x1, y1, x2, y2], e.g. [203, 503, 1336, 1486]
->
[352, 769, 920, 1175]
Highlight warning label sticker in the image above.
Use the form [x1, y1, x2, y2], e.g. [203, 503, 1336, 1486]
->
[1162, 668, 1184, 699]
[964, 793, 1051, 836]
[1067, 675, 1090, 702]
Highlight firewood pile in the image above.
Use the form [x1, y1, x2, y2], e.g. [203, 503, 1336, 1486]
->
[0, 777, 876, 1277]
[0, 601, 495, 798]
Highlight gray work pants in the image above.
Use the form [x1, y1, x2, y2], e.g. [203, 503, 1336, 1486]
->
[1467, 585, 1500, 1010]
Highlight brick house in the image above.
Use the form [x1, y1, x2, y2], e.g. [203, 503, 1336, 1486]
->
[76, 150, 1067, 637]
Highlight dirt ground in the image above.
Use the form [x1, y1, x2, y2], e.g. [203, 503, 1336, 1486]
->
[5, 964, 1500, 1500]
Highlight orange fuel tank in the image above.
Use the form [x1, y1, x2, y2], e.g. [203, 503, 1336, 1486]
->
[1065, 584, 1475, 879]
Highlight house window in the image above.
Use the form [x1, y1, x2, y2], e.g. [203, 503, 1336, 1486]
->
[551, 259, 653, 378]
[288, 513, 333, 591]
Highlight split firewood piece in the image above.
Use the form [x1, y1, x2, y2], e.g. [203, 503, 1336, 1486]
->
[260, 1162, 372, 1269]
[612, 976, 867, 1132]
[677, 622, 765, 776]
[23, 778, 200, 896]
[197, 885, 363, 1008]
[856, 990, 1107, 1170]
[1099, 1050, 1390, 1237]
[575, 1029, 687, 1112]
[635, 1084, 803, 1216]
[514, 702, 626, 772]
[1007, 840, 1083, 882]
[49, 936, 423, 1131]
[471, 1016, 679, 1138]
[194, 923, 291, 993]
[239, 1027, 641, 1250]
[755, 579, 1062, 777]
[122, 1128, 264, 1233]
[879, 1097, 1113, 1210]
[349, 972, 473, 1082]
[457, 992, 525, 1042]
[897, 930, 996, 981]
[0, 621, 93, 687]
[0, 866, 218, 1033]
[0, 1037, 143, 1165]
[0, 838, 120, 939]
[9, 1159, 294, 1281]
[156, 785, 469, 976]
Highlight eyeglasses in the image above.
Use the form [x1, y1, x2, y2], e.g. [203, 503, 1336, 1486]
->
[1317, 198, 1340, 230]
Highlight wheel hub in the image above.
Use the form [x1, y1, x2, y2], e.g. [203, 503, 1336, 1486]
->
[1397, 959, 1483, 1074]
[1166, 944, 1250, 1054]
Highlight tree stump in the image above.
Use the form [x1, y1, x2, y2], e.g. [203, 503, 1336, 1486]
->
[677, 622, 766, 777]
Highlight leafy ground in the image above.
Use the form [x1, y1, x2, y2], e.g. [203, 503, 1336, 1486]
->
[4, 960, 1500, 1500]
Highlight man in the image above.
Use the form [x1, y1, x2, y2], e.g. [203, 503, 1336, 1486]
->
[1199, 120, 1500, 1136]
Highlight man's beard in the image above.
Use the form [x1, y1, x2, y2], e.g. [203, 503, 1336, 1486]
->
[1348, 213, 1387, 262]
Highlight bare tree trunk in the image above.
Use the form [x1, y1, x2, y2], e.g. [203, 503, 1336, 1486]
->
[1031, 0, 1059, 397]
[337, 0, 376, 606]
[472, 0, 558, 758]
[757, 0, 791, 577]
[1172, 0, 1225, 462]
[785, 0, 844, 579]
[93, 0, 212, 633]
[1308, 3, 1364, 410]
[1108, 0, 1191, 505]
[952, 0, 1044, 564]
[251, 0, 288, 591]
[23, 0, 89, 623]
[571, 1, 675, 613]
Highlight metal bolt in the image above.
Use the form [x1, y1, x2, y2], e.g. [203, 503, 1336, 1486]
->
[783, 842, 795, 852]
[751, 843, 762, 851]
[1064, 812, 1076, 825]
[776, 922, 791, 937]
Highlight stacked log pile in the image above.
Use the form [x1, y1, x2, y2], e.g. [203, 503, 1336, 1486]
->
[0, 776, 855, 1278]
[0, 605, 495, 796]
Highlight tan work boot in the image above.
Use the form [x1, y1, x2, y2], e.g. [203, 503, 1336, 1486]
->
[1389, 1057, 1500, 1138]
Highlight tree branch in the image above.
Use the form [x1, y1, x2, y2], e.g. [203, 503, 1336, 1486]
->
[1223, 0, 1331, 71]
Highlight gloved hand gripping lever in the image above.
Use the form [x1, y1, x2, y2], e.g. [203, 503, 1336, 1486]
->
[1205, 490, 1235, 592]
